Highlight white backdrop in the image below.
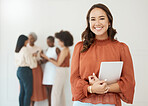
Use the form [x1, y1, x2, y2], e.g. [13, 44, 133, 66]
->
[0, 0, 148, 106]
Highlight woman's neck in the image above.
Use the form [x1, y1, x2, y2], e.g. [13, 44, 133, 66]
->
[29, 44, 34, 47]
[95, 32, 108, 40]
[63, 46, 69, 50]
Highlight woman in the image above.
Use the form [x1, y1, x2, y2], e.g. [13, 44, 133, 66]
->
[41, 30, 73, 106]
[42, 36, 60, 106]
[15, 35, 37, 106]
[70, 3, 135, 106]
[27, 32, 47, 106]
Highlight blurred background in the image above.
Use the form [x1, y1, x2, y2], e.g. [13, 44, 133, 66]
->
[0, 0, 148, 106]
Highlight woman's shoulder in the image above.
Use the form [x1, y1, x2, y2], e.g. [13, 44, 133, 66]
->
[114, 40, 130, 51]
[75, 41, 83, 45]
[47, 46, 56, 49]
[34, 45, 42, 50]
[20, 47, 27, 52]
[74, 41, 83, 48]
[20, 47, 31, 55]
[62, 47, 69, 53]
[119, 41, 129, 48]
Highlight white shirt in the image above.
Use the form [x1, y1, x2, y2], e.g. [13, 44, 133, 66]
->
[15, 46, 37, 69]
[27, 44, 42, 61]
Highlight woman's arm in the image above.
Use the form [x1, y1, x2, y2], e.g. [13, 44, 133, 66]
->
[40, 53, 49, 60]
[117, 43, 135, 103]
[88, 74, 121, 94]
[88, 80, 109, 94]
[40, 59, 48, 64]
[41, 48, 67, 66]
[107, 83, 121, 93]
[56, 47, 61, 55]
[70, 42, 90, 101]
[49, 49, 67, 66]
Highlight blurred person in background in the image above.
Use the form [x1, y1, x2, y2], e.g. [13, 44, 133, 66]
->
[42, 36, 60, 106]
[27, 32, 47, 106]
[41, 30, 73, 106]
[15, 34, 37, 106]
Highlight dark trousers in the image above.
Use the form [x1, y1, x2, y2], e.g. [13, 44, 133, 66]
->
[17, 67, 33, 106]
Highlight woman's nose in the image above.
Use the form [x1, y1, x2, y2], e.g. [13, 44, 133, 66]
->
[95, 19, 101, 25]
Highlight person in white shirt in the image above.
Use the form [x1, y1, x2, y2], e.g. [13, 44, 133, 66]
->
[42, 36, 60, 106]
[15, 35, 37, 106]
[41, 31, 73, 106]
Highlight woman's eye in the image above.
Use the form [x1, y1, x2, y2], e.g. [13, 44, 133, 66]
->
[91, 19, 95, 21]
[100, 18, 105, 20]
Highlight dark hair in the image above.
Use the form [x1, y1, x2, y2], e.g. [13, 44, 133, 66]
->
[81, 3, 117, 52]
[47, 36, 54, 43]
[15, 35, 28, 53]
[55, 30, 73, 47]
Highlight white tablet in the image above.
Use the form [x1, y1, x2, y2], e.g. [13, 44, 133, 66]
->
[99, 61, 123, 84]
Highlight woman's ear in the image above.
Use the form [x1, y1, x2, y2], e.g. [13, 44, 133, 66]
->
[108, 23, 111, 28]
[108, 22, 111, 26]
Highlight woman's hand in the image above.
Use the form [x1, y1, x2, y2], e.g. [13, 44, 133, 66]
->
[32, 50, 39, 57]
[40, 52, 51, 61]
[40, 59, 48, 64]
[88, 73, 99, 85]
[88, 73, 109, 94]
[32, 53, 37, 57]
[40, 52, 46, 59]
[91, 80, 109, 94]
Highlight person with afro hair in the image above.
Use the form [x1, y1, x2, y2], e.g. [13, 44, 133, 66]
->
[41, 30, 73, 106]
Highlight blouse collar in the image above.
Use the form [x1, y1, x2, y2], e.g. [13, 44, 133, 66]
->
[93, 37, 111, 45]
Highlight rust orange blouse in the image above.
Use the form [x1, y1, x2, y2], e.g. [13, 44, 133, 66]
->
[70, 38, 135, 106]
[58, 52, 70, 67]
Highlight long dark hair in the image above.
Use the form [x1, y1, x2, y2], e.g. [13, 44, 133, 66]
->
[15, 35, 28, 53]
[81, 3, 117, 52]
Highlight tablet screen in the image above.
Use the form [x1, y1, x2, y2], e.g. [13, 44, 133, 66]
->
[99, 61, 123, 84]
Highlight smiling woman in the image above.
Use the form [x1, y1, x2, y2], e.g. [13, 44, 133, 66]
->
[70, 3, 135, 106]
[80, 3, 117, 53]
[89, 8, 111, 40]
[1, 0, 148, 106]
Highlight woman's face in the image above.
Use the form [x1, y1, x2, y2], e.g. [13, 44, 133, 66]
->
[57, 39, 64, 48]
[47, 39, 54, 47]
[89, 8, 110, 38]
[28, 35, 35, 45]
[24, 40, 28, 46]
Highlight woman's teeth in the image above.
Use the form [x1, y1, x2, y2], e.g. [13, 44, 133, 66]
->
[95, 27, 102, 31]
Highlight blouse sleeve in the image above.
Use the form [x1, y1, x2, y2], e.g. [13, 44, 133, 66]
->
[117, 43, 135, 103]
[23, 48, 37, 69]
[70, 42, 89, 101]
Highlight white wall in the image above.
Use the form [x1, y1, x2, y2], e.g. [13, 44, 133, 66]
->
[0, 0, 148, 106]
